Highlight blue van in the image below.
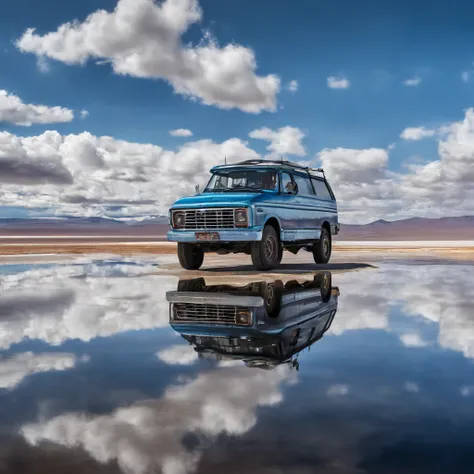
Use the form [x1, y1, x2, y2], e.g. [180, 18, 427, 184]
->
[167, 159, 339, 271]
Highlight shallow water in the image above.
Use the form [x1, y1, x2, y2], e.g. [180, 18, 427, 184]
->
[1, 257, 474, 473]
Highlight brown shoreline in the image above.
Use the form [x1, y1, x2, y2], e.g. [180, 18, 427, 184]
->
[0, 242, 473, 257]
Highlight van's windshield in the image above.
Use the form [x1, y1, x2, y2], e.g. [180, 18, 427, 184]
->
[204, 169, 278, 193]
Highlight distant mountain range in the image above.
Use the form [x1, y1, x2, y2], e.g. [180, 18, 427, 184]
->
[0, 216, 169, 236]
[0, 215, 473, 240]
[337, 216, 474, 240]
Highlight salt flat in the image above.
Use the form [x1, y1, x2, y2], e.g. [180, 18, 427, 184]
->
[336, 240, 474, 248]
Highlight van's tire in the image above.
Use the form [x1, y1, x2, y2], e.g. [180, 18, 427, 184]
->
[177, 243, 204, 270]
[277, 244, 283, 265]
[262, 280, 284, 317]
[177, 277, 205, 291]
[313, 228, 331, 264]
[314, 271, 332, 303]
[251, 226, 281, 271]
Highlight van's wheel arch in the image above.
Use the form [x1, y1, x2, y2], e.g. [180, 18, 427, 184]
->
[251, 225, 281, 271]
[177, 243, 204, 270]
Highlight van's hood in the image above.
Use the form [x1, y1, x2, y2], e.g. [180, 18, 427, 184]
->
[170, 193, 259, 209]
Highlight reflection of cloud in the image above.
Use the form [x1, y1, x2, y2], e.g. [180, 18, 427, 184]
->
[460, 386, 474, 396]
[156, 344, 198, 365]
[21, 365, 293, 474]
[0, 352, 83, 390]
[404, 382, 420, 393]
[0, 261, 176, 349]
[400, 333, 429, 348]
[327, 384, 349, 397]
[329, 270, 390, 335]
[332, 265, 474, 361]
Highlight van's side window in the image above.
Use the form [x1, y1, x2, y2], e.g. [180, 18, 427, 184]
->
[294, 174, 315, 196]
[312, 178, 333, 200]
[281, 172, 294, 193]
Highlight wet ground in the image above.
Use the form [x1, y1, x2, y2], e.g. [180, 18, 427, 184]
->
[1, 254, 474, 473]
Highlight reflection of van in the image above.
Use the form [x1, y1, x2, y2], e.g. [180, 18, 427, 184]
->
[165, 272, 338, 368]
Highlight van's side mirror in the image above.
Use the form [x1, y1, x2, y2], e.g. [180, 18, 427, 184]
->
[195, 184, 200, 194]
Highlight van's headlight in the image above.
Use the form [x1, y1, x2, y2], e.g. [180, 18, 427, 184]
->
[236, 309, 251, 325]
[173, 211, 185, 228]
[234, 208, 248, 227]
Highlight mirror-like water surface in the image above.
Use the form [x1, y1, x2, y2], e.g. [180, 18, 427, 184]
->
[1, 258, 474, 474]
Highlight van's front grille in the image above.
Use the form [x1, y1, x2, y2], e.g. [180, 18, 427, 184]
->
[181, 209, 235, 229]
[173, 303, 247, 325]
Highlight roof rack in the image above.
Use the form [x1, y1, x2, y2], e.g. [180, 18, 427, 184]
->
[234, 159, 326, 178]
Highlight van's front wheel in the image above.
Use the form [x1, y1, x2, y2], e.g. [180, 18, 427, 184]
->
[251, 226, 281, 271]
[177, 243, 204, 270]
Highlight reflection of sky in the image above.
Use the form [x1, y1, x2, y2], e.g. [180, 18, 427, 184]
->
[2, 261, 474, 473]
[0, 259, 176, 349]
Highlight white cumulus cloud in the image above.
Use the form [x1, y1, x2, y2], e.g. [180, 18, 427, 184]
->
[400, 126, 437, 140]
[0, 90, 74, 126]
[311, 107, 474, 222]
[36, 55, 50, 74]
[0, 129, 258, 217]
[287, 80, 298, 93]
[15, 0, 280, 113]
[327, 76, 350, 89]
[403, 76, 422, 87]
[1, 106, 474, 223]
[169, 129, 193, 137]
[249, 126, 306, 158]
[461, 70, 472, 83]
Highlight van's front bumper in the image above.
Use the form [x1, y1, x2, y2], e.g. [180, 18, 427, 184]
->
[167, 229, 262, 243]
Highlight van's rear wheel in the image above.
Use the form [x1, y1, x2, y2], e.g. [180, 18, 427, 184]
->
[314, 271, 332, 303]
[313, 228, 331, 264]
[262, 280, 284, 317]
[177, 243, 204, 270]
[251, 226, 281, 271]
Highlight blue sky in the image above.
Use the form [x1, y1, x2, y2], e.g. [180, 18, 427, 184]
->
[1, 0, 474, 222]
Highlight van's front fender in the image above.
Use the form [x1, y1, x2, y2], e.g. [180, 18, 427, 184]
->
[252, 208, 283, 239]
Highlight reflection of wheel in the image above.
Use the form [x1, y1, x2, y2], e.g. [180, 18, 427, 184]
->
[251, 226, 281, 271]
[262, 280, 283, 317]
[177, 277, 205, 292]
[177, 243, 204, 270]
[314, 271, 332, 303]
[277, 245, 283, 265]
[313, 228, 331, 264]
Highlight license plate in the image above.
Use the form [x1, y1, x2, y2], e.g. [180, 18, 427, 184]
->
[195, 232, 220, 241]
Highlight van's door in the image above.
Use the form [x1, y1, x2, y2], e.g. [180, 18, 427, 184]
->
[310, 177, 338, 236]
[293, 174, 321, 241]
[277, 171, 297, 241]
